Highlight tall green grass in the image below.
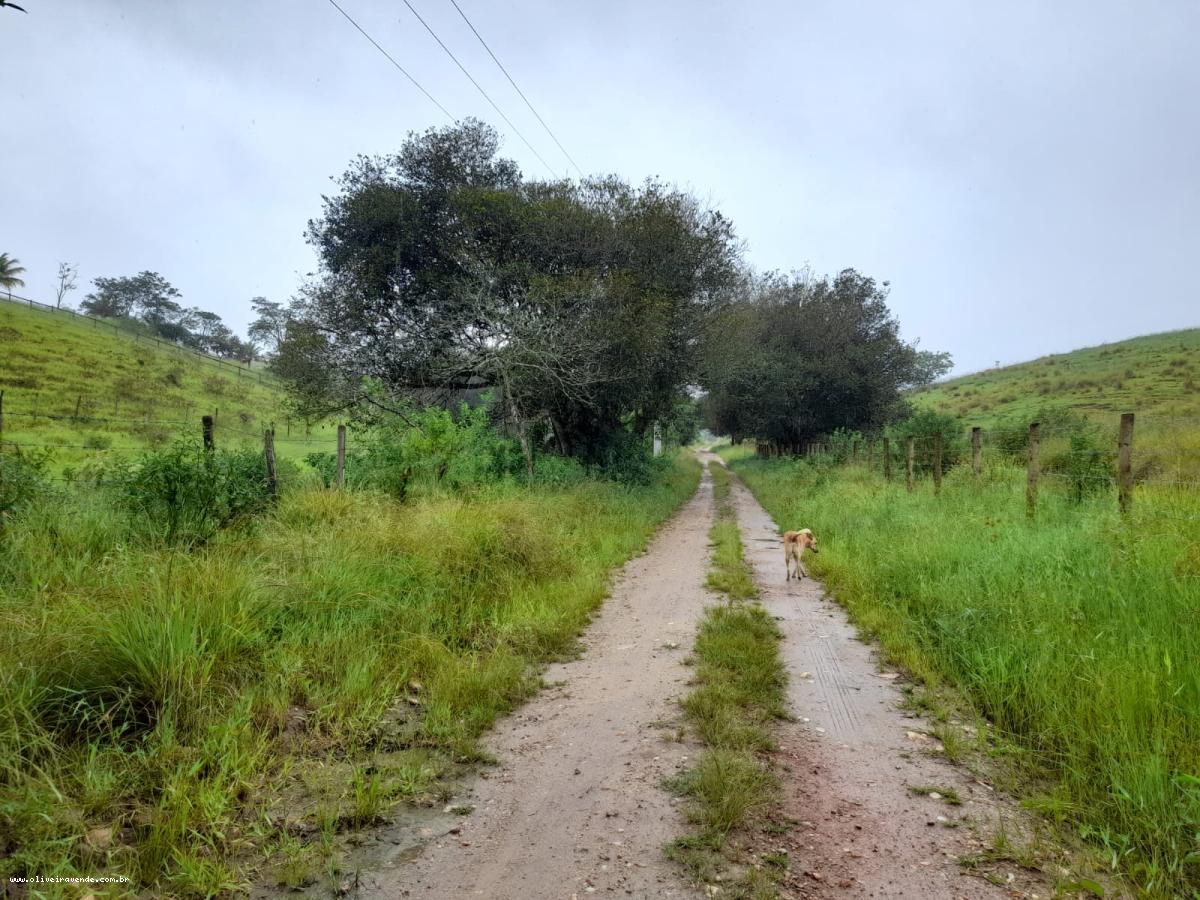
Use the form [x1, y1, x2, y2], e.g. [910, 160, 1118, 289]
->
[726, 447, 1200, 897]
[0, 457, 699, 894]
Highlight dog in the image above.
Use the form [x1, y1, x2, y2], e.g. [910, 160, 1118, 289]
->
[783, 528, 818, 581]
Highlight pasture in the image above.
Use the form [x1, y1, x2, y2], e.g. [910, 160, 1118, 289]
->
[0, 299, 335, 466]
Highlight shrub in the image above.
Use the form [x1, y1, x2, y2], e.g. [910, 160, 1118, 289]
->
[113, 441, 274, 545]
[886, 409, 965, 473]
[589, 429, 669, 485]
[82, 434, 113, 450]
[0, 450, 53, 519]
[1046, 427, 1113, 502]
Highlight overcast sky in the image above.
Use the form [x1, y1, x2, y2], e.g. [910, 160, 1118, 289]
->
[4, 0, 1198, 375]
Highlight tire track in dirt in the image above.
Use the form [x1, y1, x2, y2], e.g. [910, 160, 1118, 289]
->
[727, 470, 1054, 899]
[358, 464, 719, 899]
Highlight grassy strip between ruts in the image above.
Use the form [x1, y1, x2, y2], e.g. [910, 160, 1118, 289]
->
[666, 461, 788, 898]
[722, 444, 1200, 898]
[0, 455, 700, 896]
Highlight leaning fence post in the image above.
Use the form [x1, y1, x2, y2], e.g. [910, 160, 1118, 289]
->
[202, 415, 215, 451]
[933, 433, 944, 495]
[264, 427, 278, 497]
[1118, 412, 1135, 516]
[1026, 422, 1040, 519]
[971, 426, 982, 476]
[336, 424, 347, 489]
[883, 437, 892, 481]
[905, 437, 915, 492]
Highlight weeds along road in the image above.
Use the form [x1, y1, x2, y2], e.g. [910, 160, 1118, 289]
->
[360, 458, 1052, 899]
[359, 465, 718, 899]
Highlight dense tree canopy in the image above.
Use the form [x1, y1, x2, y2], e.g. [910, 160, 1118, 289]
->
[279, 119, 949, 466]
[288, 119, 741, 466]
[700, 270, 952, 450]
[80, 271, 256, 361]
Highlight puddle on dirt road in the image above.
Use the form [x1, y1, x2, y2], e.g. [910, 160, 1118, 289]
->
[249, 800, 466, 898]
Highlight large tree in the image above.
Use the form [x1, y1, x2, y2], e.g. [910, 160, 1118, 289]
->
[81, 271, 182, 322]
[701, 270, 951, 450]
[247, 296, 289, 357]
[289, 119, 741, 464]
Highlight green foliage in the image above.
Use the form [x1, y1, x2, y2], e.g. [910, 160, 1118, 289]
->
[0, 252, 26, 291]
[111, 441, 274, 545]
[0, 454, 700, 891]
[307, 405, 522, 498]
[886, 409, 965, 472]
[0, 300, 312, 469]
[0, 449, 52, 518]
[293, 119, 741, 464]
[911, 328, 1200, 426]
[670, 494, 785, 892]
[702, 269, 950, 449]
[588, 429, 669, 485]
[729, 454, 1200, 896]
[1047, 427, 1113, 503]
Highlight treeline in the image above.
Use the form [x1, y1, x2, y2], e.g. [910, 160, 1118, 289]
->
[79, 270, 261, 362]
[268, 119, 951, 465]
[701, 271, 952, 452]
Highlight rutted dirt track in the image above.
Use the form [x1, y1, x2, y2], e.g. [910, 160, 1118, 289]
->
[361, 456, 1050, 898]
[729, 471, 1050, 899]
[360, 465, 717, 899]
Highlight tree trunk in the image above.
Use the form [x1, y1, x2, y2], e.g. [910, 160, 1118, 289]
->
[503, 373, 534, 479]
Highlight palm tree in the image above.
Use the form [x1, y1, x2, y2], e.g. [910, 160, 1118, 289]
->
[0, 253, 27, 299]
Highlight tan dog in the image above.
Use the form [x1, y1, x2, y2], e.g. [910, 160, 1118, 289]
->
[783, 529, 818, 581]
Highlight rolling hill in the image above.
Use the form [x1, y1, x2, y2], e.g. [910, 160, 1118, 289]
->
[0, 298, 334, 465]
[910, 328, 1200, 428]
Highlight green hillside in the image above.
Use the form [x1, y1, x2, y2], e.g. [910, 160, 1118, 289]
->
[910, 328, 1200, 427]
[0, 298, 333, 465]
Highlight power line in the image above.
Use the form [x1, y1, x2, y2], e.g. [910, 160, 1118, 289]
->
[446, 0, 584, 179]
[399, 0, 560, 179]
[325, 0, 454, 121]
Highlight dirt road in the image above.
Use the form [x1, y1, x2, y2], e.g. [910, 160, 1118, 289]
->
[358, 458, 1050, 898]
[359, 465, 717, 899]
[730, 472, 1049, 899]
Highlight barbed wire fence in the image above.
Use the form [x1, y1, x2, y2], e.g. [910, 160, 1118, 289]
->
[1, 292, 279, 387]
[0, 394, 349, 493]
[789, 412, 1200, 522]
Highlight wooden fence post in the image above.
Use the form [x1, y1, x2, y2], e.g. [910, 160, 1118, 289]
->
[883, 437, 892, 481]
[336, 424, 347, 489]
[202, 415, 215, 451]
[971, 426, 982, 476]
[905, 437, 915, 492]
[867, 440, 875, 471]
[73, 394, 82, 422]
[264, 428, 278, 497]
[0, 389, 5, 444]
[1118, 412, 1135, 516]
[1026, 422, 1040, 519]
[933, 433, 944, 495]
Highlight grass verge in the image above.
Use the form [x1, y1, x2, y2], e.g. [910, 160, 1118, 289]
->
[724, 445, 1200, 898]
[667, 462, 787, 897]
[0, 455, 700, 895]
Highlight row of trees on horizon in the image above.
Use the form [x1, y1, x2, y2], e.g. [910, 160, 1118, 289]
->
[4, 118, 954, 459]
[272, 118, 953, 464]
[0, 252, 287, 364]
